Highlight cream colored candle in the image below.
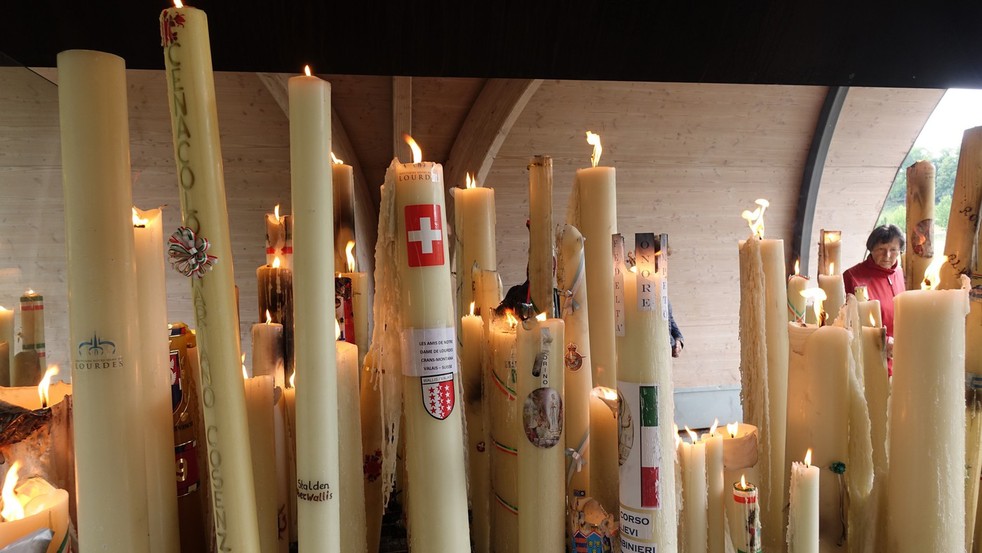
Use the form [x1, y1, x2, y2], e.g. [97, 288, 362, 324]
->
[335, 334, 367, 553]
[0, 306, 13, 384]
[133, 207, 181, 553]
[160, 5, 261, 550]
[940, 128, 982, 289]
[861, 325, 889, 545]
[58, 49, 150, 551]
[332, 159, 356, 274]
[265, 205, 293, 270]
[787, 262, 808, 323]
[473, 269, 502, 330]
[905, 161, 936, 290]
[272, 393, 289, 553]
[287, 69, 341, 551]
[887, 281, 969, 552]
[340, 243, 370, 368]
[454, 173, 497, 321]
[589, 387, 619, 516]
[461, 309, 490, 553]
[359, 355, 383, 553]
[489, 316, 519, 551]
[818, 230, 842, 276]
[528, 156, 555, 315]
[19, 291, 45, 371]
[251, 314, 285, 389]
[856, 286, 882, 328]
[282, 379, 297, 544]
[817, 273, 845, 322]
[516, 316, 565, 552]
[616, 233, 678, 553]
[557, 225, 592, 502]
[787, 450, 819, 553]
[0, 465, 71, 553]
[681, 430, 708, 553]
[244, 374, 278, 553]
[728, 477, 762, 553]
[0, 343, 8, 389]
[704, 428, 725, 553]
[394, 140, 471, 550]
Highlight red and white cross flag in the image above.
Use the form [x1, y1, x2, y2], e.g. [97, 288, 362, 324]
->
[404, 204, 445, 267]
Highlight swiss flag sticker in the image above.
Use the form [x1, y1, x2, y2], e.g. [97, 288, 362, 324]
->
[405, 204, 446, 267]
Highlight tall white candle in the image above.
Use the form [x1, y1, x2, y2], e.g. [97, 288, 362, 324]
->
[336, 335, 367, 553]
[288, 68, 341, 551]
[454, 173, 497, 321]
[461, 308, 490, 553]
[58, 49, 150, 552]
[787, 262, 808, 323]
[528, 156, 555, 315]
[818, 272, 845, 322]
[489, 316, 519, 551]
[243, 374, 278, 553]
[704, 428, 725, 553]
[133, 207, 181, 553]
[787, 450, 820, 553]
[251, 314, 285, 389]
[681, 429, 708, 553]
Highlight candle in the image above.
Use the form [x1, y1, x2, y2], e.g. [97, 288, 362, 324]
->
[557, 225, 592, 502]
[133, 207, 181, 553]
[473, 269, 502, 329]
[287, 67, 341, 551]
[251, 310, 285, 389]
[702, 424, 725, 553]
[243, 372, 278, 553]
[0, 342, 8, 389]
[886, 273, 969, 552]
[681, 428, 708, 553]
[461, 305, 490, 553]
[817, 268, 845, 323]
[862, 325, 889, 508]
[818, 230, 842, 276]
[788, 450, 819, 553]
[359, 356, 383, 553]
[738, 199, 789, 550]
[339, 242, 370, 367]
[528, 156, 555, 315]
[58, 48, 150, 551]
[589, 387, 619, 516]
[454, 172, 497, 320]
[0, 306, 13, 385]
[615, 232, 678, 552]
[265, 204, 294, 270]
[939, 127, 982, 290]
[335, 322, 367, 553]
[904, 161, 936, 290]
[332, 155, 356, 273]
[855, 286, 883, 327]
[257, 257, 294, 374]
[787, 260, 808, 323]
[489, 315, 519, 551]
[0, 462, 70, 553]
[272, 392, 290, 553]
[160, 4, 260, 550]
[728, 476, 762, 553]
[282, 375, 297, 545]
[393, 136, 471, 549]
[19, 290, 45, 372]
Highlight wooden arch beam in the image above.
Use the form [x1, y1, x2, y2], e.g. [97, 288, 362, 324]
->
[443, 78, 543, 235]
[256, 72, 379, 274]
[791, 86, 848, 274]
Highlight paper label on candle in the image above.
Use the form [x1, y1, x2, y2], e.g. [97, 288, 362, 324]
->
[335, 276, 355, 343]
[74, 332, 125, 371]
[420, 373, 456, 420]
[523, 387, 563, 448]
[175, 439, 201, 497]
[402, 326, 458, 377]
[636, 233, 657, 312]
[404, 204, 446, 267]
[613, 234, 626, 336]
[618, 381, 662, 513]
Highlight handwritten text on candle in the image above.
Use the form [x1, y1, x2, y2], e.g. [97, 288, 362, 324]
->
[296, 479, 334, 502]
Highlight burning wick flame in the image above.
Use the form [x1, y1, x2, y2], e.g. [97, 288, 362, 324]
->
[173, 0, 184, 8]
[685, 426, 698, 443]
[303, 65, 312, 77]
[868, 312, 876, 326]
[593, 387, 618, 415]
[1, 461, 24, 522]
[345, 241, 356, 273]
[804, 448, 813, 467]
[674, 424, 681, 448]
[586, 131, 603, 168]
[794, 259, 800, 277]
[709, 418, 719, 437]
[465, 173, 476, 189]
[829, 262, 835, 275]
[921, 256, 945, 290]
[335, 319, 341, 341]
[800, 287, 827, 323]
[535, 312, 547, 322]
[38, 365, 59, 409]
[404, 134, 422, 164]
[132, 208, 149, 227]
[741, 199, 769, 239]
[265, 310, 272, 325]
[273, 204, 281, 222]
[289, 371, 296, 388]
[505, 310, 519, 328]
[330, 151, 344, 165]
[739, 474, 749, 490]
[25, 290, 34, 296]
[272, 256, 282, 269]
[727, 422, 739, 439]
[0, 306, 6, 312]
[469, 302, 476, 317]
[241, 355, 248, 380]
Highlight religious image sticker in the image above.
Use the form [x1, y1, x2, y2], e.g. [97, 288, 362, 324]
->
[421, 373, 456, 420]
[523, 387, 564, 448]
[404, 204, 446, 267]
[564, 343, 584, 372]
[618, 388, 634, 466]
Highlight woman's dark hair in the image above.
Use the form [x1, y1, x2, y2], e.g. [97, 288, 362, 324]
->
[866, 224, 905, 252]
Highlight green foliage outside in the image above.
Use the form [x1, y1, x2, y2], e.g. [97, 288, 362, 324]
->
[876, 145, 958, 231]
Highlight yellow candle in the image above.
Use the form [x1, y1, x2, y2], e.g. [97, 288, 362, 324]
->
[287, 68, 341, 551]
[58, 48, 150, 552]
[489, 317, 519, 551]
[160, 5, 260, 550]
[473, 268, 503, 330]
[0, 465, 70, 553]
[788, 450, 820, 553]
[133, 207, 181, 553]
[589, 387, 619, 516]
[681, 429, 708, 553]
[336, 334, 367, 553]
[461, 309, 490, 553]
[394, 139, 471, 550]
[557, 225, 592, 502]
[528, 156, 555, 314]
[243, 374, 278, 553]
[856, 286, 883, 328]
[0, 306, 13, 384]
[887, 279, 969, 552]
[862, 325, 889, 542]
[818, 230, 842, 276]
[454, 173, 497, 318]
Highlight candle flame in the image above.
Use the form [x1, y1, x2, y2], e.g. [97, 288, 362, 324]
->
[804, 448, 813, 466]
[593, 386, 619, 414]
[272, 256, 281, 269]
[273, 204, 281, 222]
[469, 302, 475, 317]
[710, 418, 719, 437]
[38, 365, 58, 408]
[0, 306, 7, 312]
[25, 290, 34, 296]
[829, 261, 835, 275]
[726, 422, 739, 439]
[345, 241, 356, 272]
[586, 131, 603, 168]
[824, 231, 841, 244]
[868, 312, 876, 326]
[465, 172, 476, 189]
[304, 65, 312, 77]
[404, 134, 422, 164]
[683, 426, 698, 443]
[265, 310, 272, 325]
[335, 319, 341, 341]
[132, 208, 149, 227]
[794, 259, 800, 276]
[741, 199, 769, 239]
[505, 310, 518, 328]
[290, 371, 296, 388]
[740, 474, 748, 489]
[1, 461, 23, 522]
[174, 0, 184, 8]
[535, 312, 547, 322]
[629, 265, 638, 274]
[241, 355, 248, 379]
[330, 151, 344, 165]
[921, 256, 945, 290]
[800, 287, 827, 323]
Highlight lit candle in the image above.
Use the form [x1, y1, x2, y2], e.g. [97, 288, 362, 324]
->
[338, 241, 369, 367]
[904, 161, 935, 290]
[265, 204, 293, 270]
[160, 3, 260, 550]
[0, 306, 13, 385]
[461, 303, 490, 553]
[243, 370, 278, 553]
[681, 427, 708, 553]
[787, 260, 808, 323]
[704, 423, 725, 553]
[288, 66, 341, 551]
[257, 256, 294, 374]
[886, 269, 969, 552]
[788, 450, 819, 553]
[393, 136, 470, 549]
[133, 207, 181, 553]
[251, 310, 285, 389]
[454, 172, 497, 320]
[817, 262, 845, 322]
[855, 286, 883, 328]
[728, 475, 762, 553]
[0, 461, 70, 553]
[589, 387, 619, 517]
[335, 321, 367, 553]
[818, 230, 842, 276]
[332, 153, 356, 273]
[58, 48, 150, 551]
[282, 373, 297, 545]
[557, 225, 592, 502]
[489, 314, 519, 551]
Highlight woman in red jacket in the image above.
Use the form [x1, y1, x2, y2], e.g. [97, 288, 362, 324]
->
[843, 224, 905, 359]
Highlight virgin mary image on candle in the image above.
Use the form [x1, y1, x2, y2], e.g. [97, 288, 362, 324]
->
[523, 388, 563, 448]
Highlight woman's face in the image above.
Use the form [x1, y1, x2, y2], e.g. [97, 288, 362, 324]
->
[871, 238, 902, 269]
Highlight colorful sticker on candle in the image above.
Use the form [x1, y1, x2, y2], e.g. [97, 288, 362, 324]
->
[401, 326, 458, 377]
[175, 439, 201, 497]
[335, 276, 355, 344]
[732, 483, 762, 553]
[363, 448, 383, 483]
[565, 343, 584, 372]
[159, 9, 186, 47]
[612, 234, 626, 337]
[404, 204, 446, 267]
[619, 382, 663, 512]
[569, 497, 617, 552]
[75, 332, 124, 370]
[420, 373, 456, 420]
[523, 387, 563, 448]
[911, 218, 934, 258]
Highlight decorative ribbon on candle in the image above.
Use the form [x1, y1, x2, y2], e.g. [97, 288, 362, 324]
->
[167, 227, 218, 278]
[492, 436, 518, 456]
[494, 493, 519, 515]
[565, 440, 588, 485]
[490, 364, 517, 399]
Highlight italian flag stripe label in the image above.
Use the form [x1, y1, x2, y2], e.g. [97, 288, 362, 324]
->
[640, 385, 659, 508]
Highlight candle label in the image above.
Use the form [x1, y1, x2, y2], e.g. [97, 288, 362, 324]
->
[618, 381, 663, 512]
[175, 439, 201, 496]
[335, 276, 356, 343]
[404, 204, 446, 267]
[636, 233, 657, 313]
[402, 326, 458, 377]
[522, 387, 563, 448]
[74, 332, 125, 371]
[732, 486, 762, 553]
[420, 373, 456, 420]
[613, 234, 627, 336]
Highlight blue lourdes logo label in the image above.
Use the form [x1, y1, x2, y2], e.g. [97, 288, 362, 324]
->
[78, 333, 116, 356]
[76, 332, 124, 370]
